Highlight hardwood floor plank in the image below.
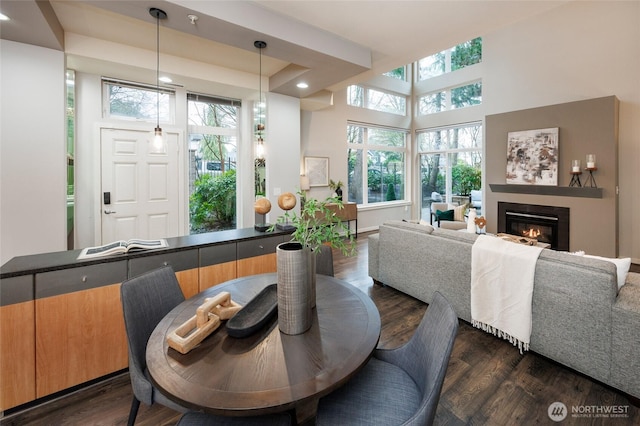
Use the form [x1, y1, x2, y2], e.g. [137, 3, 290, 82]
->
[2, 231, 638, 425]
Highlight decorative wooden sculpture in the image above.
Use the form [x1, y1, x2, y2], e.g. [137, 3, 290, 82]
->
[167, 292, 242, 354]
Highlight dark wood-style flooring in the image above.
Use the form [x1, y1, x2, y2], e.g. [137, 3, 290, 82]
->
[3, 232, 639, 425]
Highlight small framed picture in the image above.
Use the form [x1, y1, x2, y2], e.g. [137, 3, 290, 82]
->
[304, 156, 329, 187]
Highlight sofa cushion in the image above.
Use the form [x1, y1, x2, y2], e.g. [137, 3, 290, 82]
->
[435, 209, 454, 221]
[571, 251, 631, 290]
[454, 204, 467, 221]
[385, 220, 434, 234]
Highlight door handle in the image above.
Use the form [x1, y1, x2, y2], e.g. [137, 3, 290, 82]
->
[104, 209, 117, 214]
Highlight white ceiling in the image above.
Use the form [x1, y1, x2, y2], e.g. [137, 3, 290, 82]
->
[1, 0, 569, 104]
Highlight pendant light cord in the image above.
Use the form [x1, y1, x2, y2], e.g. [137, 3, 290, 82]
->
[156, 12, 160, 130]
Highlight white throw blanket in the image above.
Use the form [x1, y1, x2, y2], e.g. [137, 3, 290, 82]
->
[471, 235, 543, 353]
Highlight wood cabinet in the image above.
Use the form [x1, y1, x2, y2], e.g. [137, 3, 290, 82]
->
[0, 275, 35, 410]
[34, 262, 128, 397]
[199, 243, 237, 291]
[0, 229, 290, 411]
[129, 249, 199, 298]
[237, 235, 283, 277]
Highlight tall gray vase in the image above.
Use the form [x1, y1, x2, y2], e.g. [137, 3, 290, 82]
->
[276, 242, 312, 335]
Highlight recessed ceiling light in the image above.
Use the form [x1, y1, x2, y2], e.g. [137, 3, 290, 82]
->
[296, 82, 309, 89]
[0, 13, 10, 21]
[159, 76, 172, 83]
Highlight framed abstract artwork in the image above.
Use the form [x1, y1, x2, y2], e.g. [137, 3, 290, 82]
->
[506, 127, 559, 186]
[304, 156, 329, 187]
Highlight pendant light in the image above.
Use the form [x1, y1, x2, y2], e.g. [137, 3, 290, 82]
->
[149, 7, 167, 153]
[255, 40, 266, 159]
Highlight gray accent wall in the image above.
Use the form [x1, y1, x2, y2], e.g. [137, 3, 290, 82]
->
[485, 96, 618, 257]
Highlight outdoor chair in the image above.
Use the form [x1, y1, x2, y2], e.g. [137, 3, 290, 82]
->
[316, 291, 459, 426]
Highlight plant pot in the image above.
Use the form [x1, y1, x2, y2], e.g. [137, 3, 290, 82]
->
[276, 242, 312, 334]
[335, 187, 343, 201]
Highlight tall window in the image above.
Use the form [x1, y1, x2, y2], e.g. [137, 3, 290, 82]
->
[417, 123, 482, 221]
[347, 124, 407, 205]
[66, 70, 75, 249]
[187, 93, 240, 234]
[347, 85, 407, 115]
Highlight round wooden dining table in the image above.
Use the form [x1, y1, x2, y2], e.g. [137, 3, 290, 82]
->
[146, 273, 381, 424]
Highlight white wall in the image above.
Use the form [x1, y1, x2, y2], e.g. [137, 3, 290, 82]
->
[300, 1, 640, 261]
[1, 40, 67, 265]
[264, 93, 302, 222]
[482, 1, 640, 262]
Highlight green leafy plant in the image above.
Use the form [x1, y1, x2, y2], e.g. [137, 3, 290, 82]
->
[189, 170, 236, 233]
[270, 191, 355, 256]
[328, 179, 343, 191]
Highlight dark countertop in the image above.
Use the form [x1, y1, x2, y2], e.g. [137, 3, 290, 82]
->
[1, 228, 292, 279]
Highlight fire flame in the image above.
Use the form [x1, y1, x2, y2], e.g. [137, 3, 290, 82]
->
[523, 228, 541, 238]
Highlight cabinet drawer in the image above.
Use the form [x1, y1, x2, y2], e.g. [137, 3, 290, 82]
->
[129, 249, 198, 277]
[237, 236, 284, 260]
[200, 243, 236, 267]
[35, 261, 127, 299]
[1, 274, 33, 306]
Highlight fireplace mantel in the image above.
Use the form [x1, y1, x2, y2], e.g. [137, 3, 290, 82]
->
[489, 184, 602, 198]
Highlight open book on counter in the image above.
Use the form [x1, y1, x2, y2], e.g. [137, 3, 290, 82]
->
[78, 238, 168, 259]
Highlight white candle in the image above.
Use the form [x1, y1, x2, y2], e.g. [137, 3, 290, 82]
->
[586, 154, 596, 169]
[572, 160, 580, 172]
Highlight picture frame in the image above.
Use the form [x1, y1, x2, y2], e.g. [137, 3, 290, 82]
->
[506, 127, 559, 186]
[304, 156, 329, 187]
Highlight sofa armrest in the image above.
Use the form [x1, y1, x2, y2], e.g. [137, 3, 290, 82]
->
[368, 233, 380, 282]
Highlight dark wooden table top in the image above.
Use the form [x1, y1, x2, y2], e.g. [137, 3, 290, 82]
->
[146, 273, 381, 424]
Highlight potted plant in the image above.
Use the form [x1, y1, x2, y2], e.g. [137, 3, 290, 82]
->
[329, 179, 344, 201]
[270, 191, 355, 334]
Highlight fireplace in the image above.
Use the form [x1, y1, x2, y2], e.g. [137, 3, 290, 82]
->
[498, 202, 570, 251]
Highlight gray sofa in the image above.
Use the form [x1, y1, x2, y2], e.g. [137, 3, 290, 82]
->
[368, 220, 640, 400]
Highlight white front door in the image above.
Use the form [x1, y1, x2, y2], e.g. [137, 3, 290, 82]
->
[100, 127, 182, 243]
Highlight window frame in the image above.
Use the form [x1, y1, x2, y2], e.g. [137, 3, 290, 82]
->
[347, 122, 409, 207]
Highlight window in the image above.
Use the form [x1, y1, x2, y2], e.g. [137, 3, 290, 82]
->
[418, 81, 482, 115]
[347, 85, 406, 115]
[66, 70, 75, 249]
[417, 123, 482, 220]
[418, 37, 482, 81]
[103, 79, 175, 123]
[347, 124, 407, 205]
[383, 66, 406, 81]
[187, 93, 240, 234]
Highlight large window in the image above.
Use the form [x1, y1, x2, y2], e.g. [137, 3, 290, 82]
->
[187, 93, 240, 234]
[418, 123, 482, 220]
[347, 124, 407, 205]
[347, 85, 407, 115]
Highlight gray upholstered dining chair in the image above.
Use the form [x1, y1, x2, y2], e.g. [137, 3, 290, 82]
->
[122, 266, 293, 426]
[120, 265, 189, 425]
[315, 291, 459, 426]
[316, 244, 334, 276]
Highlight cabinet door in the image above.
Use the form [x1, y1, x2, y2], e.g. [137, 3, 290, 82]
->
[237, 236, 283, 277]
[35, 262, 128, 397]
[199, 243, 237, 291]
[1, 275, 35, 410]
[129, 250, 199, 298]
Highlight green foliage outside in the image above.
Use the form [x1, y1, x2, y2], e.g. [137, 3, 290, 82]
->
[190, 170, 236, 233]
[451, 163, 481, 195]
[385, 182, 396, 201]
